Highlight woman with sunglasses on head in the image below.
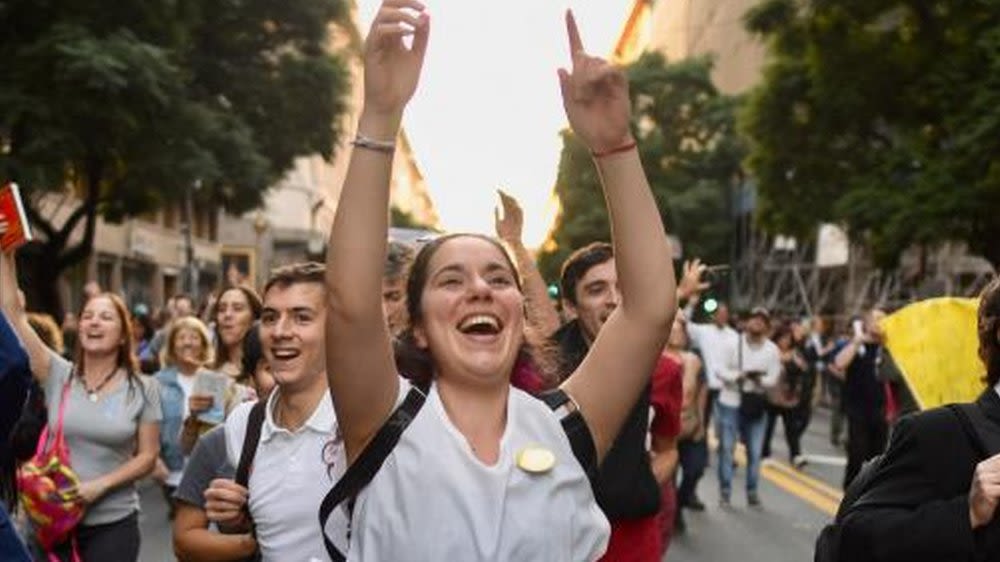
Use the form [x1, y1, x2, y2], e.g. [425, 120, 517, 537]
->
[323, 2, 677, 559]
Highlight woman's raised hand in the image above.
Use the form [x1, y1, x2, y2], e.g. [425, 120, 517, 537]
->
[558, 11, 633, 154]
[363, 0, 430, 121]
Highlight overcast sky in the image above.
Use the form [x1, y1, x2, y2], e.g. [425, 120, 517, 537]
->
[357, 1, 631, 247]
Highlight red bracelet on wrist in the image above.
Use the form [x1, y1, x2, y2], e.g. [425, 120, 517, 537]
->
[591, 140, 638, 159]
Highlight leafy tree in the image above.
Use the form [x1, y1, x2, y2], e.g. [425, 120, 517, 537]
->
[390, 205, 439, 232]
[0, 0, 351, 318]
[540, 53, 745, 281]
[741, 0, 1000, 268]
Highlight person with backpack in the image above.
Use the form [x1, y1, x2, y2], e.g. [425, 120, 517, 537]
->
[321, 3, 677, 559]
[202, 263, 347, 561]
[820, 277, 1000, 561]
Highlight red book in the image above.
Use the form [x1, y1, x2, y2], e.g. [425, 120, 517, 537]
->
[0, 182, 33, 252]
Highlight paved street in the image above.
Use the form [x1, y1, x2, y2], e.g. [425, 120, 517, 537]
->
[668, 406, 845, 561]
[135, 407, 848, 562]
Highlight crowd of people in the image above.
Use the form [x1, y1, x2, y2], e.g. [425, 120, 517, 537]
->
[1, 2, 999, 561]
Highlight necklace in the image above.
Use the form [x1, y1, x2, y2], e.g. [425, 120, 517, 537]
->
[82, 366, 120, 402]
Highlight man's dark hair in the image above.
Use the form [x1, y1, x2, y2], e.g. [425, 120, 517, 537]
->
[559, 242, 613, 306]
[240, 323, 263, 386]
[978, 276, 1000, 386]
[173, 293, 195, 308]
[263, 262, 326, 296]
[385, 240, 415, 281]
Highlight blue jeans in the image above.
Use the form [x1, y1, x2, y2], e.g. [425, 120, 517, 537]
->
[716, 401, 767, 498]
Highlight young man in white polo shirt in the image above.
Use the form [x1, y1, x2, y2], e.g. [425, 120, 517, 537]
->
[204, 262, 345, 561]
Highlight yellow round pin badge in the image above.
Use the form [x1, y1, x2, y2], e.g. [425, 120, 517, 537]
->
[516, 445, 556, 474]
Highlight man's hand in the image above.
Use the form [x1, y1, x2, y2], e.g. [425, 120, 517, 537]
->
[677, 259, 710, 302]
[205, 478, 250, 528]
[494, 190, 524, 245]
[969, 453, 1000, 529]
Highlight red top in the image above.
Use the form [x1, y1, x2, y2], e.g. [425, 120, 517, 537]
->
[650, 354, 683, 439]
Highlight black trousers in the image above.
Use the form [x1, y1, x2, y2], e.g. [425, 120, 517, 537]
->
[676, 437, 709, 506]
[762, 403, 812, 461]
[52, 511, 140, 562]
[844, 414, 888, 489]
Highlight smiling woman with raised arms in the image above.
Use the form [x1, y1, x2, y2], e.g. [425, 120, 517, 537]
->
[324, 1, 677, 560]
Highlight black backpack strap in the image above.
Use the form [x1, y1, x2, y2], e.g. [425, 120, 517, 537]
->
[231, 398, 267, 553]
[541, 389, 598, 483]
[948, 403, 1000, 459]
[235, 399, 268, 487]
[320, 385, 427, 562]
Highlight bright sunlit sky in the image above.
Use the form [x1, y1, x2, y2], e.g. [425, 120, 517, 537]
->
[357, 1, 630, 247]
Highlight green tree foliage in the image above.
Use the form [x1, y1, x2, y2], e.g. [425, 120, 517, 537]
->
[539, 53, 745, 281]
[0, 0, 351, 317]
[390, 205, 438, 232]
[742, 0, 1000, 268]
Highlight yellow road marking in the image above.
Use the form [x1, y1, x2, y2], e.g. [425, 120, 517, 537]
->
[764, 460, 844, 503]
[761, 464, 840, 516]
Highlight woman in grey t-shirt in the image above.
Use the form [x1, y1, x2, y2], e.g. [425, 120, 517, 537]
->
[0, 254, 160, 562]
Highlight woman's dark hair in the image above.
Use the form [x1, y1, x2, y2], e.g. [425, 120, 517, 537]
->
[395, 233, 543, 387]
[240, 323, 264, 388]
[772, 322, 795, 349]
[133, 312, 155, 343]
[210, 285, 263, 370]
[978, 277, 1000, 386]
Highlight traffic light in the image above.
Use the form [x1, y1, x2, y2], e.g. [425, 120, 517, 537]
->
[547, 284, 560, 299]
[703, 297, 719, 314]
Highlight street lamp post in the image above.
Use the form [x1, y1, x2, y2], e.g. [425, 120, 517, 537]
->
[183, 179, 202, 298]
[253, 211, 269, 288]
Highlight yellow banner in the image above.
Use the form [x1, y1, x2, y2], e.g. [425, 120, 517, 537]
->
[881, 298, 985, 410]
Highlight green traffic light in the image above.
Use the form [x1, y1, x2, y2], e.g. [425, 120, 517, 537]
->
[703, 298, 719, 314]
[548, 284, 559, 299]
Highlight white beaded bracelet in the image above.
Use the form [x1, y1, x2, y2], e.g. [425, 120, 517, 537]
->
[351, 134, 396, 154]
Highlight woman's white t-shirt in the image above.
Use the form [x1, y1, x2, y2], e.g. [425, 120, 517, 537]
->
[343, 378, 610, 562]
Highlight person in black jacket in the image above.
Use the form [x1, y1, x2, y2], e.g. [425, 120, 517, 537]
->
[838, 276, 1000, 561]
[0, 304, 33, 561]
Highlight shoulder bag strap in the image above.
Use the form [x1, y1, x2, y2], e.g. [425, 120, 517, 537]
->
[320, 386, 427, 562]
[541, 389, 598, 484]
[949, 403, 1000, 459]
[44, 374, 74, 459]
[738, 334, 746, 392]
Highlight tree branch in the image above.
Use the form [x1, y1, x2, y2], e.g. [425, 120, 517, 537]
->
[56, 157, 102, 271]
[23, 202, 58, 239]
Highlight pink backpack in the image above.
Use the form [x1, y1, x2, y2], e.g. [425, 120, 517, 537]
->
[17, 377, 85, 561]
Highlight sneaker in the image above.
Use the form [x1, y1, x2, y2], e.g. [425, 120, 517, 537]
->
[748, 491, 762, 508]
[793, 455, 809, 470]
[719, 494, 732, 509]
[685, 496, 707, 512]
